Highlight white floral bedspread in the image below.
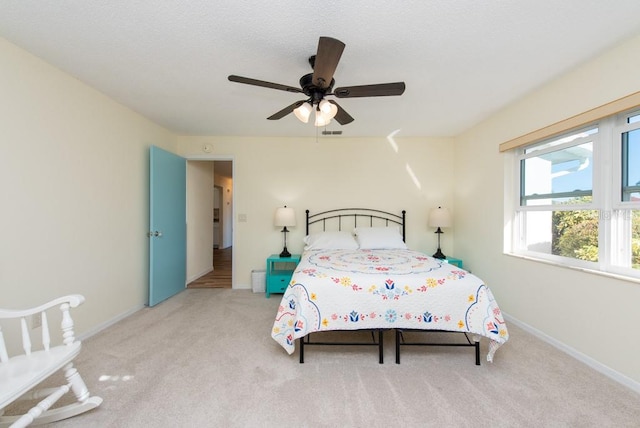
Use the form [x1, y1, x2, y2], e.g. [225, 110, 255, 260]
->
[271, 249, 508, 362]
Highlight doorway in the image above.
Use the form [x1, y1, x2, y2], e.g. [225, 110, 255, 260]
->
[186, 159, 233, 289]
[213, 185, 222, 249]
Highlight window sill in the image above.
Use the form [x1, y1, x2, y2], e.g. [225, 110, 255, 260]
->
[503, 252, 640, 285]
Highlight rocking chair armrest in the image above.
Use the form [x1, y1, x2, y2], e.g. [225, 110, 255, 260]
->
[0, 294, 85, 319]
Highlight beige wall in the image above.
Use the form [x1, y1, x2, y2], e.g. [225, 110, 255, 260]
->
[186, 161, 214, 282]
[0, 38, 176, 342]
[454, 33, 640, 386]
[178, 136, 456, 289]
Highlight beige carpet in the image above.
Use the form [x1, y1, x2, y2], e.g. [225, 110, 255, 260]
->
[7, 289, 640, 427]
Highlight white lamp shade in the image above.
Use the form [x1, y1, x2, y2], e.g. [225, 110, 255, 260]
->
[318, 100, 338, 119]
[274, 206, 296, 227]
[428, 206, 452, 228]
[314, 109, 332, 127]
[294, 102, 313, 123]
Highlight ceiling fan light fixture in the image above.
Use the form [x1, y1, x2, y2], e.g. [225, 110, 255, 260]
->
[293, 102, 313, 123]
[318, 99, 338, 119]
[314, 108, 332, 127]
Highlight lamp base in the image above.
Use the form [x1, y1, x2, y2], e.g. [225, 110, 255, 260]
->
[279, 247, 291, 258]
[432, 248, 446, 259]
[432, 227, 446, 259]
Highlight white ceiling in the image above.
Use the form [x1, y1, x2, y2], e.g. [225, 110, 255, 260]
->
[2, 1, 640, 138]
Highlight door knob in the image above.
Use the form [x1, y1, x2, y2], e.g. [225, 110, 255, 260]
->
[147, 231, 163, 237]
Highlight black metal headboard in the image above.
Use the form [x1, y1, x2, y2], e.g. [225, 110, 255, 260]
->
[306, 208, 406, 242]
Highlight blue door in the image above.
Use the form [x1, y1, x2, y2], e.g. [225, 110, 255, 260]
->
[149, 146, 186, 306]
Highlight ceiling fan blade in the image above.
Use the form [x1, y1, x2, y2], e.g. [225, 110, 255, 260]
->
[333, 82, 406, 98]
[312, 37, 345, 89]
[228, 75, 302, 93]
[328, 100, 354, 125]
[267, 100, 307, 120]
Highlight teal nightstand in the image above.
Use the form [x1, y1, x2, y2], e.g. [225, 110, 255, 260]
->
[266, 254, 301, 298]
[445, 257, 463, 269]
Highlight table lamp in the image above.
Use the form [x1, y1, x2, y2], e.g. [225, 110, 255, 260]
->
[274, 206, 296, 258]
[428, 206, 451, 259]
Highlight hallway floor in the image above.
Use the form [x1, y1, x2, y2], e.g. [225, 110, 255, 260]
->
[187, 247, 231, 288]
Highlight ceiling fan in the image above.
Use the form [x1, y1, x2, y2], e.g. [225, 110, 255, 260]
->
[228, 37, 406, 127]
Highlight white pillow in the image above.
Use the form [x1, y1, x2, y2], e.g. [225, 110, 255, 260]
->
[354, 226, 407, 250]
[304, 231, 359, 250]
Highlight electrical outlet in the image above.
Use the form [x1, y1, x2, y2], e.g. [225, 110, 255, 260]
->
[31, 313, 42, 329]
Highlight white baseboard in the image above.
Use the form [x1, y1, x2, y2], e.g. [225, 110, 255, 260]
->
[504, 313, 640, 395]
[78, 305, 143, 342]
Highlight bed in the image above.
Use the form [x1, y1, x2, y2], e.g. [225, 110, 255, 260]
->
[271, 208, 508, 364]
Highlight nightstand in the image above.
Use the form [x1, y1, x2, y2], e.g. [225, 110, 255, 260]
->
[445, 257, 463, 269]
[266, 254, 301, 298]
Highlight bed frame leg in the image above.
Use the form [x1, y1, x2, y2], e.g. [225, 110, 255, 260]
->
[475, 341, 480, 366]
[378, 329, 384, 364]
[395, 329, 401, 364]
[299, 337, 305, 364]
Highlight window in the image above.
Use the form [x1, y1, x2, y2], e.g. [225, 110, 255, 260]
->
[520, 129, 595, 206]
[622, 117, 640, 201]
[509, 109, 640, 278]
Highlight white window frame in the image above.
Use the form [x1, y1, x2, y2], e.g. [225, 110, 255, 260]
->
[507, 109, 640, 280]
[609, 109, 640, 275]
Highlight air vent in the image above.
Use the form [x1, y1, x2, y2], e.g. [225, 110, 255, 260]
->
[322, 130, 343, 135]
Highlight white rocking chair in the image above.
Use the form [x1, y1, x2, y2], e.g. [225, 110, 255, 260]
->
[0, 295, 102, 427]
